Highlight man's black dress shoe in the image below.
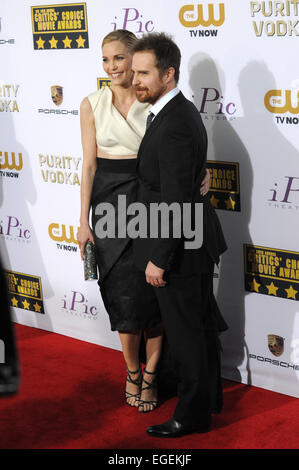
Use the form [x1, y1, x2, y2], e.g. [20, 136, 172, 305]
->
[146, 418, 211, 438]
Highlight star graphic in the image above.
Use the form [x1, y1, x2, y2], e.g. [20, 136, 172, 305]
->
[225, 196, 236, 211]
[266, 281, 279, 296]
[249, 277, 261, 293]
[33, 302, 42, 313]
[62, 35, 72, 48]
[11, 297, 19, 307]
[22, 299, 30, 310]
[76, 35, 86, 48]
[49, 36, 58, 49]
[285, 284, 298, 300]
[36, 36, 45, 49]
[210, 194, 219, 208]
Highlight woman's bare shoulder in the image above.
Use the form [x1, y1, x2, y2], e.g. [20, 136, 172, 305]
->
[80, 96, 92, 112]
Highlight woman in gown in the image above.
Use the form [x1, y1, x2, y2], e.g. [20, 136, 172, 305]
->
[77, 30, 210, 413]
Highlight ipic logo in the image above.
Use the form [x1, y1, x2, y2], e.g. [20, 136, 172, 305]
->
[0, 340, 4, 363]
[61, 290, 98, 319]
[111, 8, 154, 34]
[0, 215, 31, 241]
[195, 87, 236, 121]
[48, 222, 79, 252]
[264, 89, 299, 124]
[179, 3, 225, 37]
[268, 176, 299, 210]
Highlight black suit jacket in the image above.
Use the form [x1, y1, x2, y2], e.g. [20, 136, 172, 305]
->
[133, 91, 227, 274]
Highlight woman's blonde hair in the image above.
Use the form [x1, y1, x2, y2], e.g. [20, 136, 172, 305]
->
[102, 29, 137, 52]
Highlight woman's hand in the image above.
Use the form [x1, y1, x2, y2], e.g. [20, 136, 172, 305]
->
[77, 224, 95, 260]
[200, 169, 210, 196]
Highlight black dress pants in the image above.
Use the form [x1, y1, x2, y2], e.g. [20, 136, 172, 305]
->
[151, 270, 225, 426]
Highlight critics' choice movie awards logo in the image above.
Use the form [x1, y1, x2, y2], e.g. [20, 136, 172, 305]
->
[5, 270, 44, 314]
[267, 175, 299, 211]
[250, 0, 299, 36]
[61, 290, 98, 319]
[31, 3, 89, 50]
[264, 86, 299, 125]
[0, 215, 31, 243]
[38, 85, 78, 115]
[179, 3, 225, 37]
[0, 17, 15, 45]
[48, 222, 79, 252]
[111, 8, 154, 34]
[39, 153, 81, 185]
[207, 161, 240, 211]
[0, 151, 23, 179]
[97, 78, 111, 90]
[244, 244, 299, 301]
[0, 84, 20, 113]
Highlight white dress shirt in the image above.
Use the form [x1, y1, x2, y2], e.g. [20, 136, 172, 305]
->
[149, 87, 180, 120]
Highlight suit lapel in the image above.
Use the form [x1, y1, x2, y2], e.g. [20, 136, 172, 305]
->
[137, 92, 185, 169]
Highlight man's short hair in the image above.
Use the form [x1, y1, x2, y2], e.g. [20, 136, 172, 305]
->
[132, 32, 181, 83]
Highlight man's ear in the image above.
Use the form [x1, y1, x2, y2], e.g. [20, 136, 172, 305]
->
[165, 67, 176, 84]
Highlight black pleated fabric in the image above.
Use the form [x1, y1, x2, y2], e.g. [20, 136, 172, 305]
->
[91, 158, 162, 332]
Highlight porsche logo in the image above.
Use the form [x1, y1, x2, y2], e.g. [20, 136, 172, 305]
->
[51, 85, 63, 106]
[268, 334, 284, 357]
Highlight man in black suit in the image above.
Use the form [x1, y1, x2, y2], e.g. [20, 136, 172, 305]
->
[131, 33, 228, 437]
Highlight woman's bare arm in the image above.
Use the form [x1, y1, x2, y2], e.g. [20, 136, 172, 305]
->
[77, 97, 97, 259]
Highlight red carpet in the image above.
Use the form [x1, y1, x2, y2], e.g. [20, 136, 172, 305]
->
[0, 324, 298, 449]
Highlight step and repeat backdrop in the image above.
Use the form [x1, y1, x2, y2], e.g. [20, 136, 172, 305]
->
[0, 0, 298, 397]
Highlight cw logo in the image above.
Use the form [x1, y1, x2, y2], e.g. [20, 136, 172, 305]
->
[0, 151, 23, 170]
[179, 3, 225, 27]
[264, 90, 299, 114]
[48, 223, 78, 244]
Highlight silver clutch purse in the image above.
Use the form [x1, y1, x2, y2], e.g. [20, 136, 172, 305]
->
[84, 241, 98, 281]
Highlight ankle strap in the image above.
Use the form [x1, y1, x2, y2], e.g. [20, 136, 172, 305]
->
[126, 364, 141, 375]
[144, 368, 157, 375]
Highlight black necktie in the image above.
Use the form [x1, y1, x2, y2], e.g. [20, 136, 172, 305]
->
[146, 111, 155, 130]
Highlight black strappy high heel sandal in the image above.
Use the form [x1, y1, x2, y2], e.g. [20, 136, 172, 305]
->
[138, 368, 158, 413]
[125, 364, 142, 407]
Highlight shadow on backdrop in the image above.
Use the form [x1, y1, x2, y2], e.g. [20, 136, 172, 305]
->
[0, 100, 54, 334]
[188, 53, 253, 385]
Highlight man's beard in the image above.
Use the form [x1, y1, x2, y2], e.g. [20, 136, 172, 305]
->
[135, 85, 166, 104]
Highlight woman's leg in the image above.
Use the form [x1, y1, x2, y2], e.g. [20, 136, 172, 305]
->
[139, 323, 163, 412]
[119, 330, 142, 407]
